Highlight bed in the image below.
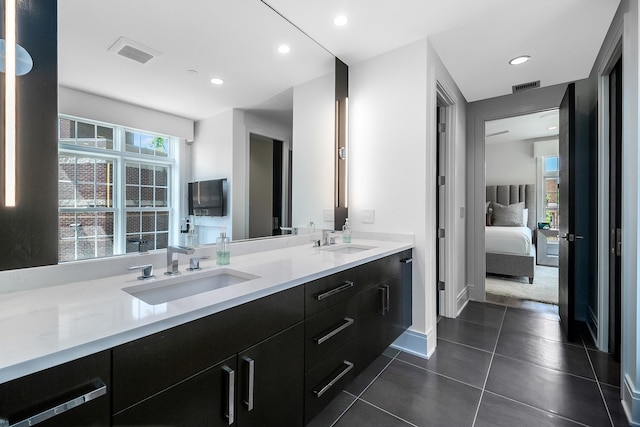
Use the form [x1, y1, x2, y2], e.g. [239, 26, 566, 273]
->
[486, 184, 536, 284]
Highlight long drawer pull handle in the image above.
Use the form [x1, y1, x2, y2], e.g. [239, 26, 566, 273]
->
[0, 381, 107, 427]
[312, 361, 354, 398]
[242, 357, 255, 411]
[316, 281, 354, 300]
[385, 285, 390, 314]
[314, 317, 355, 345]
[400, 258, 413, 264]
[222, 366, 235, 425]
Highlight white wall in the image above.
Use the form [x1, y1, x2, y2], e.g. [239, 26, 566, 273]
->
[292, 73, 335, 230]
[350, 38, 467, 357]
[59, 87, 194, 140]
[485, 140, 536, 186]
[191, 110, 235, 242]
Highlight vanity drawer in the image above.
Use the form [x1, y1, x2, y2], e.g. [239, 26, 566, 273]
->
[305, 267, 362, 316]
[0, 351, 111, 426]
[304, 339, 357, 424]
[305, 299, 357, 368]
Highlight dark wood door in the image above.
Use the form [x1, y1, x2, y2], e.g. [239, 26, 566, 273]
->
[609, 58, 623, 360]
[237, 323, 304, 427]
[113, 356, 238, 427]
[558, 83, 589, 341]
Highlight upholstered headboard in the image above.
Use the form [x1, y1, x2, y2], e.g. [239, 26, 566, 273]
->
[486, 184, 536, 232]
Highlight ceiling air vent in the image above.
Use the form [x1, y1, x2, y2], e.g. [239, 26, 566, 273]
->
[512, 80, 540, 93]
[108, 37, 162, 64]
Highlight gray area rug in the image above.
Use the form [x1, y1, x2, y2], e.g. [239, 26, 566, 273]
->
[485, 265, 559, 304]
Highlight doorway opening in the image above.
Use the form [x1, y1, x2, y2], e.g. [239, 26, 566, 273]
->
[483, 110, 560, 308]
[248, 133, 292, 239]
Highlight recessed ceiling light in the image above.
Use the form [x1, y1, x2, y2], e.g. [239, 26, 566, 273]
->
[509, 55, 531, 65]
[548, 126, 558, 130]
[210, 77, 224, 85]
[334, 15, 348, 26]
[278, 44, 290, 54]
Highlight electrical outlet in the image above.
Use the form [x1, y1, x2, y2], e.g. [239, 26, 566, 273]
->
[323, 209, 333, 221]
[362, 209, 375, 224]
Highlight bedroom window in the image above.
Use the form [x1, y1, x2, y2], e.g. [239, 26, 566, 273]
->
[58, 116, 176, 262]
[543, 156, 559, 229]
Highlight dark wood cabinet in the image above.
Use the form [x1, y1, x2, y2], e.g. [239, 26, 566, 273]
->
[237, 323, 304, 426]
[113, 355, 237, 427]
[303, 249, 413, 424]
[355, 275, 404, 368]
[112, 286, 305, 426]
[0, 351, 110, 427]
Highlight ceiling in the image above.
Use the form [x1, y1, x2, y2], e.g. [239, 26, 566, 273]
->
[58, 0, 334, 122]
[485, 109, 559, 145]
[58, 0, 621, 122]
[265, 0, 621, 102]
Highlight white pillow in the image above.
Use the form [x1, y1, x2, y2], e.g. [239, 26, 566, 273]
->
[522, 208, 529, 226]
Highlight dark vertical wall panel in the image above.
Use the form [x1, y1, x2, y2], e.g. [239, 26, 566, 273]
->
[0, 0, 58, 270]
[334, 58, 348, 230]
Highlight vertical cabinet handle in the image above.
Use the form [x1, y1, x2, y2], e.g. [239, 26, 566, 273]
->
[242, 357, 255, 411]
[222, 366, 235, 425]
[379, 287, 386, 315]
[378, 285, 390, 315]
[385, 285, 390, 314]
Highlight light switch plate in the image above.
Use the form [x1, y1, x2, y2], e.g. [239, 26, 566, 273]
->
[323, 209, 333, 221]
[362, 209, 375, 224]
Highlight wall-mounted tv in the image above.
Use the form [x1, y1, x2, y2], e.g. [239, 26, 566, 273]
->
[188, 178, 227, 216]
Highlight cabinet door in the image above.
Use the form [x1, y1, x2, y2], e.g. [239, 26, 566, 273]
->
[0, 351, 110, 427]
[113, 356, 238, 427]
[356, 275, 404, 370]
[237, 323, 304, 427]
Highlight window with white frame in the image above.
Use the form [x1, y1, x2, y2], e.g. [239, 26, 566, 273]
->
[543, 155, 559, 229]
[58, 116, 176, 262]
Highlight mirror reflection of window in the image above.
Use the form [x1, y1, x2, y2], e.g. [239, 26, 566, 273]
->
[58, 116, 176, 262]
[543, 155, 559, 230]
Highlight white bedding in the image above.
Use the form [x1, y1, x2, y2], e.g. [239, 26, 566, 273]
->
[485, 226, 532, 256]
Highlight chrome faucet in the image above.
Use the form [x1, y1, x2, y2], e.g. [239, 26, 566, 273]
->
[165, 245, 195, 276]
[322, 229, 337, 246]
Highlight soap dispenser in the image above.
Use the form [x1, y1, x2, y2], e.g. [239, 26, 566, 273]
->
[185, 225, 198, 247]
[216, 232, 230, 265]
[342, 218, 352, 243]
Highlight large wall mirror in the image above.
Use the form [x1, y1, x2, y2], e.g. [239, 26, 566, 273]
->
[56, 0, 337, 261]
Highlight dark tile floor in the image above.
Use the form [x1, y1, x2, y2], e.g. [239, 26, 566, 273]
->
[308, 301, 628, 427]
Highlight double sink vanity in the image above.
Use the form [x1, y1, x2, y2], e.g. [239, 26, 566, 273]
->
[0, 236, 413, 426]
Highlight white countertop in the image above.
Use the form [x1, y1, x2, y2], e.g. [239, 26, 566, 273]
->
[0, 238, 412, 384]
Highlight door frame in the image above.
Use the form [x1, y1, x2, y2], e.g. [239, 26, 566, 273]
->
[436, 82, 459, 318]
[467, 84, 568, 302]
[596, 23, 623, 352]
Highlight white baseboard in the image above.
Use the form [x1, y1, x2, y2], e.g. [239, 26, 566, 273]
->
[391, 329, 430, 359]
[457, 286, 470, 316]
[623, 374, 640, 426]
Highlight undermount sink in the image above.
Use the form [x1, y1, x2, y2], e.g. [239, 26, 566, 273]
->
[123, 268, 260, 305]
[320, 244, 376, 254]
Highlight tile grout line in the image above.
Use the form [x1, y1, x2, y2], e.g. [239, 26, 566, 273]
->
[581, 336, 615, 427]
[329, 351, 400, 427]
[482, 390, 591, 427]
[437, 336, 494, 354]
[393, 357, 483, 391]
[492, 351, 600, 383]
[471, 305, 507, 426]
[354, 398, 419, 427]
